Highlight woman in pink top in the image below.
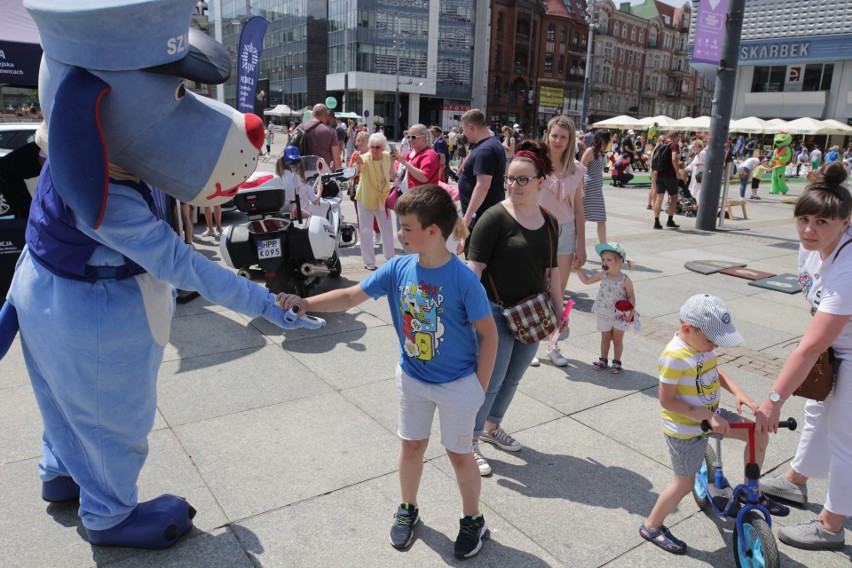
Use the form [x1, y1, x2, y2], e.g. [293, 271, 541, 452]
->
[536, 115, 587, 367]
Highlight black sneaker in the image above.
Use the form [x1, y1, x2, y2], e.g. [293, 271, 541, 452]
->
[454, 514, 490, 559]
[666, 219, 680, 228]
[389, 503, 420, 550]
[653, 222, 663, 230]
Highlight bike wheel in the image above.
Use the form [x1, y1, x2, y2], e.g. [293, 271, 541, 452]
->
[692, 443, 717, 511]
[733, 510, 779, 568]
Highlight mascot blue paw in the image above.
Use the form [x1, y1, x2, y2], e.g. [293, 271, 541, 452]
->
[263, 303, 326, 330]
[42, 476, 81, 502]
[0, 302, 19, 360]
[86, 494, 196, 549]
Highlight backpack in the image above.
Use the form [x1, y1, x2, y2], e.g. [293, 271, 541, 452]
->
[289, 121, 321, 156]
[651, 143, 673, 172]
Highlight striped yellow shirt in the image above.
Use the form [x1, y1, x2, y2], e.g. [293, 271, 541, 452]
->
[658, 334, 720, 439]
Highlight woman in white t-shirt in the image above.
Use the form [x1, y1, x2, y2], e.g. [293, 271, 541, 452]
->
[277, 146, 324, 219]
[757, 162, 852, 551]
[686, 139, 706, 205]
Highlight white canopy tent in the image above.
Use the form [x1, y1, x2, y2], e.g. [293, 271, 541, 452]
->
[729, 116, 772, 134]
[674, 116, 711, 131]
[815, 119, 852, 135]
[263, 104, 297, 117]
[636, 115, 679, 129]
[780, 117, 825, 135]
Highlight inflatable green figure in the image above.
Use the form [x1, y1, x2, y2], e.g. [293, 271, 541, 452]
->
[769, 132, 792, 195]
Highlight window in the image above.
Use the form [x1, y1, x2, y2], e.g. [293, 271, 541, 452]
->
[545, 53, 553, 72]
[639, 30, 644, 43]
[622, 25, 627, 39]
[619, 49, 625, 64]
[560, 26, 567, 43]
[547, 24, 555, 42]
[497, 12, 503, 33]
[613, 23, 619, 37]
[751, 66, 786, 92]
[617, 69, 623, 88]
[572, 32, 579, 45]
[802, 63, 834, 91]
[558, 55, 565, 73]
[628, 51, 634, 65]
[631, 28, 636, 41]
[495, 47, 501, 69]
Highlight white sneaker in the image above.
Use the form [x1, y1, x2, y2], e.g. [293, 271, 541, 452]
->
[529, 357, 541, 367]
[201, 228, 214, 237]
[472, 442, 491, 476]
[480, 427, 521, 452]
[546, 347, 569, 367]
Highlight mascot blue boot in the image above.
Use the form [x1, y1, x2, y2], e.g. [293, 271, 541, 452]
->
[1, 0, 319, 550]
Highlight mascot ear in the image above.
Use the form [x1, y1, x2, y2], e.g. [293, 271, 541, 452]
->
[48, 67, 111, 229]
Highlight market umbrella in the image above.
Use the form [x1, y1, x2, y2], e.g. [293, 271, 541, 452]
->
[815, 119, 852, 135]
[729, 116, 770, 134]
[674, 116, 711, 131]
[334, 111, 361, 120]
[765, 118, 788, 130]
[780, 117, 825, 135]
[636, 115, 678, 129]
[591, 115, 639, 129]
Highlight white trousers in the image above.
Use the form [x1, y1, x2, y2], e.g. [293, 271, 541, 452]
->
[791, 359, 852, 516]
[357, 201, 395, 266]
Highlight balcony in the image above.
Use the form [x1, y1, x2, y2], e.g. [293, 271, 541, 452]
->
[565, 73, 585, 84]
[568, 43, 586, 54]
[671, 68, 689, 78]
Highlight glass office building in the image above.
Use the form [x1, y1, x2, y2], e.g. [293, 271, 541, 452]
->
[212, 0, 480, 137]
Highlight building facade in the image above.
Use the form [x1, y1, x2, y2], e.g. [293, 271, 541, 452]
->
[688, 0, 852, 123]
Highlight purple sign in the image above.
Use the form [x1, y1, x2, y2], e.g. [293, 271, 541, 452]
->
[693, 0, 729, 65]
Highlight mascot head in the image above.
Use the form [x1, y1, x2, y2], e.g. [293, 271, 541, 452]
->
[25, 0, 264, 228]
[774, 132, 793, 148]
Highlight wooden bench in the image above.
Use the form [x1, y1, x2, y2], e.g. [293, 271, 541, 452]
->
[724, 199, 748, 220]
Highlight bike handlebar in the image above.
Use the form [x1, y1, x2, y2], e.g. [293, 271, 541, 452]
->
[700, 417, 797, 432]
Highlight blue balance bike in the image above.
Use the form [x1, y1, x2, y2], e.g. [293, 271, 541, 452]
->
[691, 417, 797, 568]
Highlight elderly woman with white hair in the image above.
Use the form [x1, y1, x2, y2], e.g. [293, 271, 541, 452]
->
[353, 132, 398, 270]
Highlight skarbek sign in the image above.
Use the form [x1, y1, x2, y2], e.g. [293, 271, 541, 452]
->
[740, 42, 809, 61]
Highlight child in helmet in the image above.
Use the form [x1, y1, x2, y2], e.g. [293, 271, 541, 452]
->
[277, 145, 325, 219]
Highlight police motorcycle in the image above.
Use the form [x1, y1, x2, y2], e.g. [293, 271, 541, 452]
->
[220, 147, 357, 296]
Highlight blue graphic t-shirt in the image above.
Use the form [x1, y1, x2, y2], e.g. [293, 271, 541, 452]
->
[360, 254, 491, 383]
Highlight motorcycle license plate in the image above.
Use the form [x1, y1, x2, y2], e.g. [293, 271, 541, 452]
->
[257, 238, 282, 259]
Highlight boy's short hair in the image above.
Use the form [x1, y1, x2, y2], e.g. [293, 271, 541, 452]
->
[679, 294, 743, 348]
[394, 184, 458, 240]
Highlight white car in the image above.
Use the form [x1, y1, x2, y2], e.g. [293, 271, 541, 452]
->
[0, 122, 40, 157]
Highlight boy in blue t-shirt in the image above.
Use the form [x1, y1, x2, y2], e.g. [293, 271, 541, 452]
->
[278, 184, 498, 559]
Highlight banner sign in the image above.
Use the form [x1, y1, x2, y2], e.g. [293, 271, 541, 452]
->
[539, 86, 564, 108]
[693, 0, 728, 65]
[236, 16, 269, 114]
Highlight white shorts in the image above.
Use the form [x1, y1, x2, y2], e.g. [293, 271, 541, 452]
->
[597, 315, 629, 332]
[396, 365, 485, 454]
[556, 221, 577, 255]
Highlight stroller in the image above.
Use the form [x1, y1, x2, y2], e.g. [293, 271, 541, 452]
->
[676, 184, 698, 217]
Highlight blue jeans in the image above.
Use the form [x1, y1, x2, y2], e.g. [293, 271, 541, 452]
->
[739, 169, 749, 198]
[474, 303, 539, 437]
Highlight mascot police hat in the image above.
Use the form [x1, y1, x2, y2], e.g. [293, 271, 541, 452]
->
[25, 0, 229, 82]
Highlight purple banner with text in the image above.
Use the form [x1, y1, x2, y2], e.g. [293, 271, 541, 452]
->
[693, 0, 729, 65]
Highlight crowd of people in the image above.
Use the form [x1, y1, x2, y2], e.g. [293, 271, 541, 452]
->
[269, 107, 850, 560]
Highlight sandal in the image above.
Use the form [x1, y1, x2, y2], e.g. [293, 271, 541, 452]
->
[640, 524, 687, 555]
[610, 360, 623, 374]
[592, 358, 608, 371]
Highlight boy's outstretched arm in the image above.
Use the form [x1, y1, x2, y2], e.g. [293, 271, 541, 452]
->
[718, 369, 759, 415]
[472, 314, 498, 392]
[277, 285, 370, 314]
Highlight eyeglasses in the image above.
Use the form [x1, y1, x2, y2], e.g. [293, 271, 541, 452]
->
[503, 175, 538, 187]
[370, 145, 383, 149]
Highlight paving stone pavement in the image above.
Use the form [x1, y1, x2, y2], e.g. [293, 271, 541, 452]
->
[2, 144, 850, 567]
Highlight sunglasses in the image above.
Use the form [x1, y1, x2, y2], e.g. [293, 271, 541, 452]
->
[370, 145, 383, 149]
[408, 134, 423, 140]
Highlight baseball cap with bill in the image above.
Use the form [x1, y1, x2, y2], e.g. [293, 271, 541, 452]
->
[679, 294, 743, 348]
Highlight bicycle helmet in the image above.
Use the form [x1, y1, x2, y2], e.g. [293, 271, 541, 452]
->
[281, 145, 302, 165]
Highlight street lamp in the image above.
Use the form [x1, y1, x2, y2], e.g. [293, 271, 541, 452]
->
[580, 0, 602, 130]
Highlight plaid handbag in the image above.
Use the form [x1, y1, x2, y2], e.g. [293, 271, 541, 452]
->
[487, 210, 558, 344]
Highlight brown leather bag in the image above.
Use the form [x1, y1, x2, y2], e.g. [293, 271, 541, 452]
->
[793, 348, 837, 402]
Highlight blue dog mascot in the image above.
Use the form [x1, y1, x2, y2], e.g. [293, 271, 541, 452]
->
[0, 0, 313, 549]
